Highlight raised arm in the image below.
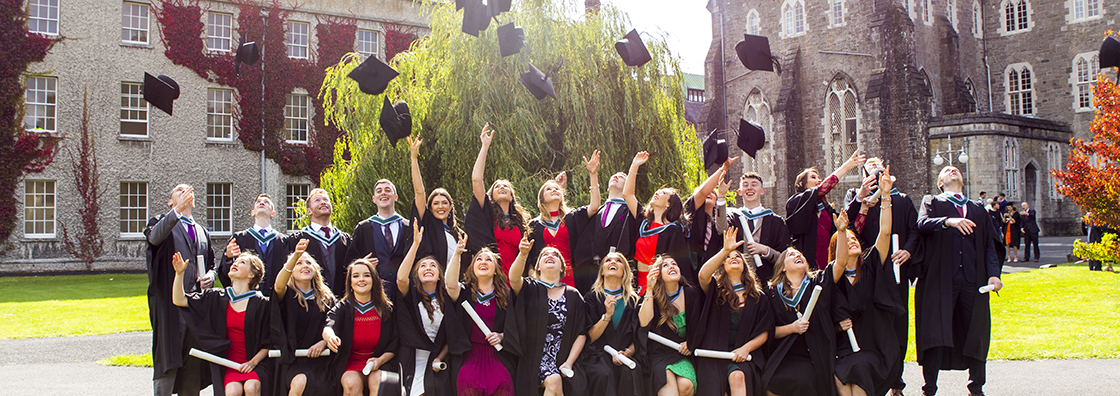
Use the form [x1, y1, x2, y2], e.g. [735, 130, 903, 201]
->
[699, 226, 744, 294]
[171, 252, 190, 307]
[690, 160, 737, 211]
[831, 211, 850, 283]
[274, 239, 309, 298]
[398, 223, 423, 295]
[471, 124, 494, 205]
[825, 150, 866, 194]
[714, 177, 730, 234]
[875, 167, 894, 264]
[585, 151, 601, 217]
[408, 136, 427, 219]
[637, 266, 659, 327]
[509, 236, 533, 295]
[623, 151, 648, 218]
[444, 234, 467, 301]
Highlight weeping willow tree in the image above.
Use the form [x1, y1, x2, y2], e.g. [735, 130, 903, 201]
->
[318, 0, 702, 231]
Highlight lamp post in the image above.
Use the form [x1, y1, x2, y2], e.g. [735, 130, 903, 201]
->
[932, 135, 971, 196]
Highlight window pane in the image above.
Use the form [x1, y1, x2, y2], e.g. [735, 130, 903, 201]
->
[206, 183, 232, 234]
[207, 88, 233, 139]
[121, 3, 150, 44]
[24, 180, 56, 237]
[286, 184, 310, 231]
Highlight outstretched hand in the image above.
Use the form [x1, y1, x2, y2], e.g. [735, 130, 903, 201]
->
[294, 239, 309, 255]
[412, 222, 424, 246]
[723, 226, 745, 252]
[407, 135, 422, 157]
[878, 166, 893, 193]
[834, 210, 849, 231]
[172, 252, 189, 274]
[455, 232, 468, 253]
[842, 149, 867, 171]
[632, 151, 650, 167]
[479, 123, 494, 146]
[584, 150, 601, 175]
[518, 235, 534, 254]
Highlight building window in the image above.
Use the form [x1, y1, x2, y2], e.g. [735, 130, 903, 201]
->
[120, 82, 148, 136]
[357, 29, 378, 59]
[826, 78, 859, 173]
[1073, 53, 1099, 111]
[119, 182, 148, 237]
[24, 180, 55, 238]
[286, 184, 310, 232]
[1004, 138, 1020, 200]
[206, 183, 232, 236]
[1046, 142, 1062, 200]
[28, 0, 59, 36]
[743, 89, 775, 187]
[972, 1, 982, 38]
[782, 0, 806, 37]
[1002, 0, 1030, 33]
[905, 0, 916, 20]
[947, 0, 958, 30]
[687, 89, 704, 102]
[1071, 0, 1101, 21]
[121, 2, 150, 44]
[207, 12, 233, 52]
[746, 10, 761, 35]
[25, 76, 56, 133]
[1006, 64, 1033, 115]
[923, 0, 933, 25]
[965, 78, 977, 112]
[285, 93, 310, 144]
[286, 21, 309, 59]
[207, 88, 234, 140]
[830, 0, 844, 27]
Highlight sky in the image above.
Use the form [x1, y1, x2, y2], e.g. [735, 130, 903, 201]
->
[598, 0, 713, 75]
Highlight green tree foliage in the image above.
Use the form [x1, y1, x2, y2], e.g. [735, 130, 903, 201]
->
[1073, 233, 1117, 272]
[318, 0, 701, 231]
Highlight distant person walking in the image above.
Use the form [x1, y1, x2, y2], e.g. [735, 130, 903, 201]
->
[1020, 202, 1040, 262]
[1002, 205, 1021, 262]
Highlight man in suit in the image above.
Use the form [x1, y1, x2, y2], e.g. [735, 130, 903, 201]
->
[346, 179, 411, 296]
[975, 191, 986, 207]
[727, 172, 790, 284]
[289, 188, 352, 297]
[221, 193, 289, 294]
[1020, 201, 1041, 262]
[916, 166, 1004, 396]
[146, 184, 215, 396]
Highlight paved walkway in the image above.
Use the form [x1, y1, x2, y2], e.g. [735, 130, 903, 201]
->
[1, 331, 1117, 395]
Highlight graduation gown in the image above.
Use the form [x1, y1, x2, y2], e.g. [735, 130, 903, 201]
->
[635, 211, 696, 285]
[528, 208, 592, 289]
[220, 228, 290, 295]
[762, 267, 837, 396]
[395, 282, 454, 396]
[581, 290, 643, 396]
[915, 195, 1001, 369]
[145, 212, 215, 385]
[504, 280, 591, 396]
[272, 288, 331, 396]
[179, 289, 274, 396]
[695, 279, 772, 396]
[573, 198, 638, 270]
[446, 287, 516, 390]
[287, 227, 352, 298]
[785, 187, 836, 269]
[346, 215, 413, 289]
[411, 205, 465, 270]
[465, 195, 525, 273]
[685, 197, 727, 273]
[641, 286, 705, 393]
[324, 300, 399, 384]
[832, 250, 905, 396]
[727, 208, 791, 284]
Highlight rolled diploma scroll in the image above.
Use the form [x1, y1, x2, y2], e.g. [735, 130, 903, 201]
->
[798, 285, 824, 320]
[189, 348, 242, 370]
[846, 328, 861, 352]
[560, 367, 574, 378]
[267, 349, 332, 358]
[892, 234, 901, 284]
[362, 360, 376, 375]
[647, 332, 683, 351]
[362, 363, 402, 381]
[461, 300, 503, 351]
[695, 348, 750, 361]
[743, 225, 765, 268]
[433, 361, 447, 370]
[602, 345, 637, 369]
[196, 255, 205, 282]
[978, 284, 996, 294]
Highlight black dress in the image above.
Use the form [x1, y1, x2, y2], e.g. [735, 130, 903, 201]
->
[762, 267, 837, 396]
[581, 290, 643, 396]
[635, 210, 695, 285]
[324, 300, 399, 391]
[179, 288, 274, 396]
[832, 250, 906, 396]
[503, 280, 590, 396]
[395, 282, 454, 396]
[273, 288, 332, 396]
[641, 286, 704, 393]
[695, 279, 772, 396]
[527, 208, 592, 291]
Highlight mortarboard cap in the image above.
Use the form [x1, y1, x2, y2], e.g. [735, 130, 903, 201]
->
[488, 0, 512, 16]
[348, 55, 399, 95]
[615, 29, 652, 67]
[703, 129, 728, 170]
[1101, 36, 1120, 69]
[520, 63, 557, 100]
[235, 42, 260, 74]
[735, 34, 778, 73]
[379, 97, 412, 148]
[462, 0, 492, 37]
[456, 0, 468, 10]
[736, 119, 765, 158]
[497, 23, 524, 57]
[143, 72, 179, 116]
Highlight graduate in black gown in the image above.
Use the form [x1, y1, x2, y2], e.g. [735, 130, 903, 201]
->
[288, 188, 352, 298]
[323, 259, 399, 396]
[527, 151, 601, 292]
[581, 251, 643, 396]
[638, 255, 703, 396]
[465, 124, 531, 278]
[445, 246, 516, 396]
[407, 136, 464, 269]
[345, 179, 412, 294]
[684, 172, 731, 272]
[841, 158, 920, 395]
[727, 172, 791, 285]
[273, 239, 336, 396]
[695, 227, 772, 396]
[506, 238, 590, 396]
[785, 151, 865, 270]
[395, 224, 454, 396]
[171, 252, 273, 396]
[831, 169, 905, 396]
[915, 166, 1004, 396]
[221, 193, 290, 295]
[573, 171, 638, 289]
[762, 243, 846, 396]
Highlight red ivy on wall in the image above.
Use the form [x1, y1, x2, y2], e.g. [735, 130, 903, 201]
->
[154, 0, 354, 183]
[384, 23, 416, 62]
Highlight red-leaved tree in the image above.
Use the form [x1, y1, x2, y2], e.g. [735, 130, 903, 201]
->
[60, 91, 105, 269]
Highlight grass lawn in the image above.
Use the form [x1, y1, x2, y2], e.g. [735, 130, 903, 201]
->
[0, 274, 151, 339]
[98, 353, 153, 367]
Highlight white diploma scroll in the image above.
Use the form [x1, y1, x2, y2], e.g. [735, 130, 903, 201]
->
[432, 361, 447, 370]
[647, 332, 682, 351]
[461, 300, 504, 351]
[196, 254, 205, 282]
[695, 349, 749, 361]
[847, 328, 861, 352]
[892, 234, 901, 284]
[743, 226, 765, 268]
[189, 348, 242, 370]
[362, 360, 376, 375]
[798, 285, 824, 320]
[978, 284, 996, 294]
[560, 367, 574, 378]
[267, 349, 331, 358]
[603, 345, 637, 369]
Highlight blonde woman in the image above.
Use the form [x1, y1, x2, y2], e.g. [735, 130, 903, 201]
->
[638, 255, 701, 396]
[274, 240, 337, 396]
[581, 252, 643, 395]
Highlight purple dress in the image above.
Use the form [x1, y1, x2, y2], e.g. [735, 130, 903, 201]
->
[457, 300, 514, 396]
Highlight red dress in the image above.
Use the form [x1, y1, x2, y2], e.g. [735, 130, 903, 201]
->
[345, 306, 383, 372]
[541, 212, 575, 285]
[634, 222, 662, 294]
[493, 225, 522, 277]
[223, 305, 260, 385]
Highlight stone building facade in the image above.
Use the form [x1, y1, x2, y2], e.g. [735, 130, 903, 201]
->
[701, 0, 1113, 235]
[3, 0, 427, 273]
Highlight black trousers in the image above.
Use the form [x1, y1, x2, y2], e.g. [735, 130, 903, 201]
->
[920, 278, 986, 395]
[1022, 232, 1040, 261]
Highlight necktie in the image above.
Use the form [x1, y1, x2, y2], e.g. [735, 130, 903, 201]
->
[748, 218, 756, 233]
[601, 202, 612, 227]
[258, 229, 270, 252]
[954, 195, 965, 217]
[704, 220, 713, 249]
[321, 226, 332, 251]
[185, 223, 196, 244]
[383, 224, 394, 250]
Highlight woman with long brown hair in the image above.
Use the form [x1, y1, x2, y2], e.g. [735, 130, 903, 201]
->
[447, 244, 515, 396]
[466, 124, 531, 278]
[323, 259, 397, 396]
[273, 240, 337, 396]
[409, 136, 464, 268]
[695, 227, 772, 396]
[785, 150, 865, 269]
[396, 223, 454, 396]
[527, 151, 601, 291]
[581, 252, 643, 395]
[638, 255, 703, 396]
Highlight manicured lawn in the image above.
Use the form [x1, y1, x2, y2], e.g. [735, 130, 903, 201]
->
[98, 353, 153, 367]
[0, 274, 150, 339]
